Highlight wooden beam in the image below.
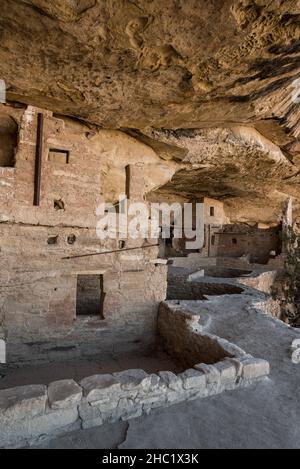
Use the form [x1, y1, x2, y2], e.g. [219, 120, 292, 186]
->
[62, 243, 159, 260]
[33, 112, 44, 206]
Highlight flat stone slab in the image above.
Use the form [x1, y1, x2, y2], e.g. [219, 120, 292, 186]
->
[113, 369, 151, 391]
[0, 384, 47, 423]
[48, 379, 82, 410]
[0, 407, 79, 448]
[179, 368, 206, 390]
[214, 359, 237, 384]
[79, 374, 121, 403]
[239, 357, 270, 380]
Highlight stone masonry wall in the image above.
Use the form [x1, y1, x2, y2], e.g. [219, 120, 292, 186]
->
[215, 225, 281, 263]
[158, 301, 247, 367]
[0, 301, 270, 448]
[167, 271, 244, 301]
[0, 223, 167, 363]
[0, 104, 172, 363]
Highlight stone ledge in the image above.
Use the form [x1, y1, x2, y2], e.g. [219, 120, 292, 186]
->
[79, 374, 121, 404]
[0, 384, 47, 425]
[48, 379, 82, 410]
[239, 357, 270, 380]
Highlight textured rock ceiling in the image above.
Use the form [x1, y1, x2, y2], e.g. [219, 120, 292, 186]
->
[0, 0, 300, 222]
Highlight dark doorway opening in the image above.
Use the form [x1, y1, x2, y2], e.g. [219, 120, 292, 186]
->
[0, 114, 18, 167]
[76, 274, 105, 319]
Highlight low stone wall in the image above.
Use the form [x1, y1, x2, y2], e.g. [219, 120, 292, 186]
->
[0, 301, 270, 448]
[170, 255, 217, 269]
[170, 255, 284, 271]
[252, 297, 282, 319]
[202, 267, 252, 278]
[158, 302, 243, 367]
[167, 272, 244, 300]
[238, 270, 278, 294]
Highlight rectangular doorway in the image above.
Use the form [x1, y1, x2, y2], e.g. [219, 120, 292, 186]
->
[76, 274, 105, 319]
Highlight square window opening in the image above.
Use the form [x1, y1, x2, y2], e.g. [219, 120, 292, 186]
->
[48, 148, 70, 164]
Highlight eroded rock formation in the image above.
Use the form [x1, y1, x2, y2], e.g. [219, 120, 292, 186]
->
[0, 0, 299, 221]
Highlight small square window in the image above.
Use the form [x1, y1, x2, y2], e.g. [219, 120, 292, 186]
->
[210, 206, 215, 216]
[48, 148, 70, 164]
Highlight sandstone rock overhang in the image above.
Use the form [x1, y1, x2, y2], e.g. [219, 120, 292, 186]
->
[1, 0, 299, 221]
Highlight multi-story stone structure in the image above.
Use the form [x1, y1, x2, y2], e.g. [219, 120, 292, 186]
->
[0, 104, 171, 364]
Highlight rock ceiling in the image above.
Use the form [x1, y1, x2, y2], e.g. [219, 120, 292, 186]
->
[0, 0, 300, 222]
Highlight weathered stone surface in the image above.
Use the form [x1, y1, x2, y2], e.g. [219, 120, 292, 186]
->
[78, 401, 103, 429]
[0, 384, 47, 424]
[79, 374, 121, 403]
[113, 369, 151, 391]
[194, 364, 220, 391]
[179, 369, 206, 390]
[239, 358, 270, 380]
[31, 407, 79, 439]
[158, 371, 183, 392]
[139, 394, 166, 409]
[166, 391, 185, 405]
[291, 348, 300, 364]
[79, 396, 143, 428]
[117, 398, 143, 420]
[48, 379, 82, 410]
[214, 359, 237, 385]
[0, 2, 299, 220]
[0, 103, 169, 365]
[215, 338, 247, 358]
[1, 1, 299, 139]
[0, 1, 293, 451]
[0, 407, 79, 448]
[148, 374, 164, 393]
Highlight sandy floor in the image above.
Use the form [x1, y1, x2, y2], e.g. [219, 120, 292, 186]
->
[0, 347, 182, 390]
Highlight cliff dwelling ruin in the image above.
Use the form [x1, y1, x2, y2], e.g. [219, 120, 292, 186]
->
[0, 0, 300, 450]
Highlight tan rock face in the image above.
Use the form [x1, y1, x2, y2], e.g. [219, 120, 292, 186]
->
[0, 0, 299, 221]
[1, 1, 298, 129]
